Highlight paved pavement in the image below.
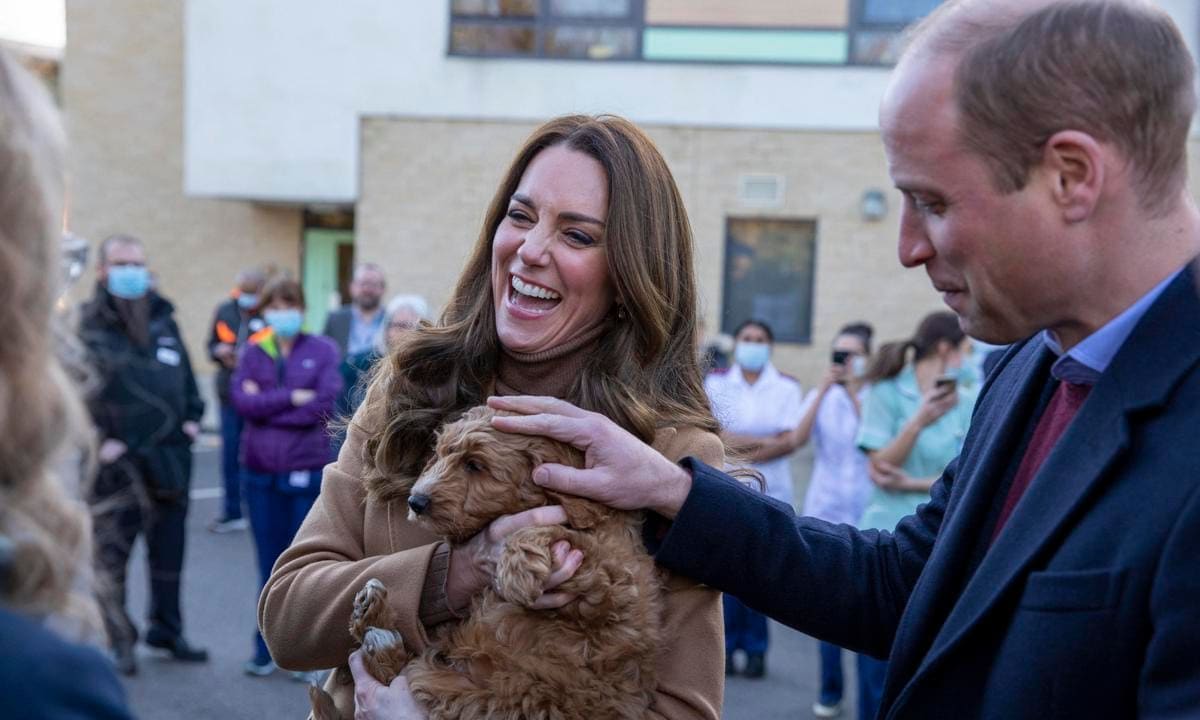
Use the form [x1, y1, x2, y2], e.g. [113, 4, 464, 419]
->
[117, 440, 859, 719]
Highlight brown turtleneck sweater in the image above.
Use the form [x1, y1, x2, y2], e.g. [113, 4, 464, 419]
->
[419, 321, 609, 625]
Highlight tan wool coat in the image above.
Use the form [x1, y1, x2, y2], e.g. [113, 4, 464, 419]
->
[259, 408, 727, 719]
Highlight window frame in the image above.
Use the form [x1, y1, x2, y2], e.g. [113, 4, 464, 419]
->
[719, 216, 819, 346]
[446, 0, 940, 67]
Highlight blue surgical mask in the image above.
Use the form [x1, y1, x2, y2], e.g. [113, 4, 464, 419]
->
[735, 341, 770, 372]
[236, 293, 258, 310]
[107, 265, 150, 300]
[264, 308, 304, 339]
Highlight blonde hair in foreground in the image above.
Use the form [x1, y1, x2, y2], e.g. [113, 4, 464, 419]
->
[0, 49, 101, 636]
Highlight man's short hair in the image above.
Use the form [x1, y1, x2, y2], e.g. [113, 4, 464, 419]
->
[97, 234, 144, 266]
[907, 0, 1195, 215]
[353, 262, 386, 283]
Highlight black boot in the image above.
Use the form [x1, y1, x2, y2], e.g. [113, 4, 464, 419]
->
[112, 642, 137, 676]
[744, 653, 766, 679]
[145, 627, 209, 662]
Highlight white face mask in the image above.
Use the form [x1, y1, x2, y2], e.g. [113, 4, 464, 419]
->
[734, 341, 770, 372]
[850, 355, 868, 377]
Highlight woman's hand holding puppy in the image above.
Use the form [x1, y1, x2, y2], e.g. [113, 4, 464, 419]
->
[445, 506, 585, 612]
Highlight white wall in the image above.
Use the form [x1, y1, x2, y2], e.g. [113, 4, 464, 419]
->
[184, 0, 892, 203]
[184, 0, 1200, 204]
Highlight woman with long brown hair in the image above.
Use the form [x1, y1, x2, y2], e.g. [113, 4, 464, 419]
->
[260, 115, 724, 717]
[0, 50, 134, 718]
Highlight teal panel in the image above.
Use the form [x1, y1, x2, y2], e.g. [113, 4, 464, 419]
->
[643, 28, 847, 64]
[302, 229, 354, 335]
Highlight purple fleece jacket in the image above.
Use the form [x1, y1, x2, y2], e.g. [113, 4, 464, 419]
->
[231, 333, 342, 474]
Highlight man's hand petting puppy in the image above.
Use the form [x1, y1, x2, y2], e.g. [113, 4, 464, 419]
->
[488, 395, 694, 519]
[446, 505, 585, 612]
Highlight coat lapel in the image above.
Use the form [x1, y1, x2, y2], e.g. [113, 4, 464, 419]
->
[882, 340, 1054, 690]
[902, 264, 1200, 693]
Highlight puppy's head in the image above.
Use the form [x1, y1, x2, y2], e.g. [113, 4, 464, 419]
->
[406, 406, 612, 542]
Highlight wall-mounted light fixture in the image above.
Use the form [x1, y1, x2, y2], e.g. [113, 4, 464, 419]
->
[860, 189, 888, 222]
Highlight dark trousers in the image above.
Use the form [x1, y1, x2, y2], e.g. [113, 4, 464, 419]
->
[91, 448, 192, 649]
[722, 593, 768, 656]
[244, 469, 320, 663]
[857, 653, 889, 720]
[218, 403, 244, 521]
[818, 641, 846, 706]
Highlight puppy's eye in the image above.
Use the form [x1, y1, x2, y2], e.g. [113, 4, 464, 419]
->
[464, 459, 483, 473]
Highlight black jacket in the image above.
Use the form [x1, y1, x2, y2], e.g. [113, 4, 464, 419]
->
[206, 296, 264, 405]
[79, 287, 204, 452]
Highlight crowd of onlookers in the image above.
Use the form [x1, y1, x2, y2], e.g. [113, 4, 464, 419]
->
[80, 238, 429, 681]
[704, 314, 1002, 719]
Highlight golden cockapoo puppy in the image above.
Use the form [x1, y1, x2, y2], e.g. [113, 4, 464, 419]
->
[311, 405, 665, 720]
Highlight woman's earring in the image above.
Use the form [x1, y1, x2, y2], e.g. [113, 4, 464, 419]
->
[617, 304, 628, 321]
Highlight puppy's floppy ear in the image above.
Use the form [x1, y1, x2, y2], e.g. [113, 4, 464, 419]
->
[521, 434, 604, 528]
[544, 490, 612, 530]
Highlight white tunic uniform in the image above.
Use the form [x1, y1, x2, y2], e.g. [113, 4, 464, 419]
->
[705, 363, 804, 506]
[798, 384, 873, 527]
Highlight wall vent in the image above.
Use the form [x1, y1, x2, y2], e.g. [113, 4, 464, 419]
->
[738, 174, 785, 207]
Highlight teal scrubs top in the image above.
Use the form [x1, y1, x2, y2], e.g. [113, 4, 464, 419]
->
[855, 365, 977, 531]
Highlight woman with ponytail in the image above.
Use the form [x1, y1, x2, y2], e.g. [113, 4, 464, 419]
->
[852, 311, 977, 720]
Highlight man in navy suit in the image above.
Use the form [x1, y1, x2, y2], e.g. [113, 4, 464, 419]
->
[491, 1, 1200, 718]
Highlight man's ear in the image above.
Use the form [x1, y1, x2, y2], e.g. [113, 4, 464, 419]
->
[544, 490, 611, 529]
[1040, 130, 1105, 223]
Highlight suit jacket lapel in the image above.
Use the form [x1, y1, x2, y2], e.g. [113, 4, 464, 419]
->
[905, 264, 1200, 689]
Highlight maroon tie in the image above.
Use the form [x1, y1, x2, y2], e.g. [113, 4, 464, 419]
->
[990, 381, 1092, 544]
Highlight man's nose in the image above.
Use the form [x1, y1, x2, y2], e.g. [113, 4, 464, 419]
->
[408, 494, 431, 515]
[897, 210, 935, 268]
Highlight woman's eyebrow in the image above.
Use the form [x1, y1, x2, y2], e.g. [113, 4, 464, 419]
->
[512, 193, 606, 228]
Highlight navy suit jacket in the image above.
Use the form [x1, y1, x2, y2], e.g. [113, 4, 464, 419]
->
[653, 266, 1200, 719]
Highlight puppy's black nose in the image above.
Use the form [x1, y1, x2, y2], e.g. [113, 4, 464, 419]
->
[408, 494, 431, 516]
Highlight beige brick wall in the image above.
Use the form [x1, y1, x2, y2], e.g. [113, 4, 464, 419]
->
[357, 117, 945, 390]
[62, 0, 302, 418]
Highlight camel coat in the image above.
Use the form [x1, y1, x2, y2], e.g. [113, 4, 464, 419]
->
[259, 404, 726, 719]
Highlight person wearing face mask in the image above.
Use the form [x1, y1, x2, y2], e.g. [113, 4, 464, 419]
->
[852, 311, 977, 720]
[78, 233, 208, 675]
[205, 266, 267, 534]
[231, 277, 342, 678]
[789, 322, 875, 718]
[704, 318, 804, 679]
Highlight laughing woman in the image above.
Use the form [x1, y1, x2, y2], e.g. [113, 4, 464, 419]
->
[259, 115, 724, 718]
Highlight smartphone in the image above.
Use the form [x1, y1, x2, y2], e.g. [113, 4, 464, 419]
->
[831, 350, 851, 365]
[934, 375, 957, 395]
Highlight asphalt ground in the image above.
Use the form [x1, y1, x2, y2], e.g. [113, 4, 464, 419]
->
[117, 440, 860, 719]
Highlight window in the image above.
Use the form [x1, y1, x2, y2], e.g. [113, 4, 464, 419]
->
[449, 0, 944, 66]
[850, 0, 943, 64]
[721, 219, 817, 344]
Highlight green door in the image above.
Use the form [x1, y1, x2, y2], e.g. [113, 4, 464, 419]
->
[302, 228, 355, 334]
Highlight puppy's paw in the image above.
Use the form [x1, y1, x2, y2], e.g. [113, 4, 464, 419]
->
[350, 578, 393, 644]
[308, 684, 342, 720]
[494, 528, 560, 607]
[362, 626, 408, 685]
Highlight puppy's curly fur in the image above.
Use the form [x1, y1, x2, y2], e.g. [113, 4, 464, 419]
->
[312, 406, 665, 720]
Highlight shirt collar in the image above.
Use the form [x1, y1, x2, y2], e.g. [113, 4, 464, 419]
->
[1042, 266, 1183, 385]
[731, 362, 780, 388]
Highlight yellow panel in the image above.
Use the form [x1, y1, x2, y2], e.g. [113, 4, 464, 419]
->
[646, 0, 848, 28]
